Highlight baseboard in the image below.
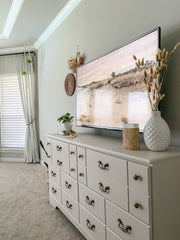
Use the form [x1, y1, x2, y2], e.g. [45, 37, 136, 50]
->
[0, 158, 25, 163]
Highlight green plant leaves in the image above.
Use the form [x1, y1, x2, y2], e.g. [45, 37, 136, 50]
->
[57, 113, 74, 123]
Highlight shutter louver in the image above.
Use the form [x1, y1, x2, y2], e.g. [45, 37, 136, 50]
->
[0, 75, 26, 148]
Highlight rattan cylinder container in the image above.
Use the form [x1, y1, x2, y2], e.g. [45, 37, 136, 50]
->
[123, 123, 140, 150]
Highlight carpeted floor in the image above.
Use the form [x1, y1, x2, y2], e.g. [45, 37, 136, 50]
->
[0, 162, 85, 240]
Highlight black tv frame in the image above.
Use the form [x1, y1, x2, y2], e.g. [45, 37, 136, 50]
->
[76, 27, 161, 132]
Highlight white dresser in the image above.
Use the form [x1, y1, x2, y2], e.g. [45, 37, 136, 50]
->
[45, 133, 180, 240]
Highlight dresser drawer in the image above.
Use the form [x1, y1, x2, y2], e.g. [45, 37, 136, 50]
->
[106, 200, 151, 240]
[87, 150, 127, 186]
[77, 147, 86, 168]
[78, 164, 87, 185]
[69, 144, 77, 179]
[107, 227, 123, 240]
[129, 189, 151, 224]
[128, 162, 150, 195]
[79, 183, 105, 223]
[80, 206, 105, 240]
[49, 180, 61, 204]
[62, 190, 79, 222]
[52, 139, 69, 173]
[88, 173, 128, 210]
[49, 164, 61, 186]
[61, 171, 78, 201]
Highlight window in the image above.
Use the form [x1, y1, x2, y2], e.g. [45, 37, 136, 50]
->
[0, 74, 26, 148]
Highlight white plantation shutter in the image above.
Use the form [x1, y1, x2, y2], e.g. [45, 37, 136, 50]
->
[0, 74, 26, 148]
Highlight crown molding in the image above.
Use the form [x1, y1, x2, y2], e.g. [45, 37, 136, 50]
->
[34, 0, 82, 49]
[0, 45, 34, 54]
[0, 0, 24, 40]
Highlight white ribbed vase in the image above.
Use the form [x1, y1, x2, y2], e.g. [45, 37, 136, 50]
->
[143, 111, 170, 151]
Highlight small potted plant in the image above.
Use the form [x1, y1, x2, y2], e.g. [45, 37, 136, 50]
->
[57, 113, 74, 131]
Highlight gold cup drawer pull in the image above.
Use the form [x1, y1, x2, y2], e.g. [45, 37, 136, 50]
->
[65, 181, 72, 189]
[51, 187, 57, 194]
[57, 160, 63, 166]
[56, 146, 62, 151]
[133, 174, 141, 181]
[117, 218, 132, 233]
[51, 171, 56, 177]
[70, 151, 75, 155]
[86, 219, 95, 231]
[79, 172, 84, 177]
[98, 182, 110, 193]
[70, 168, 75, 172]
[98, 160, 109, 170]
[79, 154, 84, 158]
[86, 195, 95, 206]
[66, 200, 72, 209]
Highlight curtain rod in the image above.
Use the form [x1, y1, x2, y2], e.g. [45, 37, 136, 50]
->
[0, 51, 36, 57]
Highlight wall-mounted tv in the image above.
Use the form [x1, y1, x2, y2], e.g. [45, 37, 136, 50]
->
[76, 27, 161, 131]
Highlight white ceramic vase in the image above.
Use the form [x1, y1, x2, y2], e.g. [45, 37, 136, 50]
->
[62, 122, 73, 131]
[143, 111, 170, 151]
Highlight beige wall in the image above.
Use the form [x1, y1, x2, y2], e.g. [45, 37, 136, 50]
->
[38, 0, 180, 148]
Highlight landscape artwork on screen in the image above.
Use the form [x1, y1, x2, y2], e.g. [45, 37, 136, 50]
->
[76, 29, 160, 131]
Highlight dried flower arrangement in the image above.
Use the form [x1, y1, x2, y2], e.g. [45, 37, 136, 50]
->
[133, 42, 180, 111]
[68, 45, 86, 73]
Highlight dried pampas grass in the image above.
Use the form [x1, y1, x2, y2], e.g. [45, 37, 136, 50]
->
[133, 41, 180, 111]
[68, 48, 86, 73]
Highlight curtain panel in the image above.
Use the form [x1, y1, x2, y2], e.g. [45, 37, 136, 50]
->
[16, 53, 39, 163]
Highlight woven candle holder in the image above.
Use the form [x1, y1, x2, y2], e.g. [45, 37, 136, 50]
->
[123, 123, 140, 150]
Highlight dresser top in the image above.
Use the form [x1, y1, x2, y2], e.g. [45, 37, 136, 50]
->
[47, 133, 180, 165]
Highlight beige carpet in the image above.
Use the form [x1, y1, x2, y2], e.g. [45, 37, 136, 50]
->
[0, 162, 85, 240]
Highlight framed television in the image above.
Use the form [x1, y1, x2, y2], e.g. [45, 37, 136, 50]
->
[76, 27, 161, 131]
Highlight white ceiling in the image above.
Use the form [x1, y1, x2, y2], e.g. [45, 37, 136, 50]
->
[0, 0, 12, 33]
[0, 0, 68, 49]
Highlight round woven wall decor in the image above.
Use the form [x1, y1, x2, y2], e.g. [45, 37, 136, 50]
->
[64, 73, 76, 96]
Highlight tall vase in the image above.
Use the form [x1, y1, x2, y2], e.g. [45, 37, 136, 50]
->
[143, 111, 170, 151]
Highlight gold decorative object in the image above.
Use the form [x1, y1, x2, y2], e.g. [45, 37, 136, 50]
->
[63, 130, 77, 138]
[133, 42, 180, 111]
[68, 45, 86, 73]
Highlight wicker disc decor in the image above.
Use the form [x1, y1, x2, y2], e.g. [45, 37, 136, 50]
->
[64, 73, 76, 96]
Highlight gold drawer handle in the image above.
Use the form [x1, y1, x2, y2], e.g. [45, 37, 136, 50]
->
[98, 182, 110, 193]
[51, 171, 56, 177]
[134, 202, 142, 209]
[86, 219, 95, 231]
[86, 196, 95, 206]
[98, 160, 109, 170]
[57, 160, 63, 166]
[79, 172, 84, 177]
[117, 218, 132, 233]
[133, 174, 140, 181]
[66, 200, 72, 209]
[70, 151, 75, 155]
[51, 187, 57, 194]
[70, 168, 75, 172]
[65, 181, 72, 189]
[47, 142, 50, 145]
[56, 146, 62, 151]
[79, 154, 84, 158]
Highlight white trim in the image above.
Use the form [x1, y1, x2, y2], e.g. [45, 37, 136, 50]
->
[0, 45, 34, 54]
[0, 0, 24, 39]
[0, 157, 25, 163]
[34, 0, 82, 49]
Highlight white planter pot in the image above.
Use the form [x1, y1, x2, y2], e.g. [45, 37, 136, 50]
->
[143, 111, 170, 151]
[62, 122, 73, 131]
